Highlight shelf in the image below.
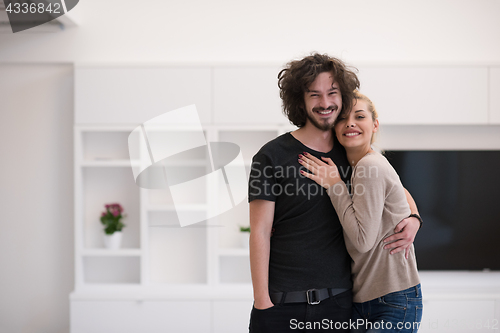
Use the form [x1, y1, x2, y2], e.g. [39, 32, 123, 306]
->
[147, 204, 208, 212]
[164, 160, 209, 167]
[223, 160, 252, 166]
[81, 159, 141, 167]
[81, 159, 209, 168]
[82, 249, 142, 257]
[71, 284, 254, 300]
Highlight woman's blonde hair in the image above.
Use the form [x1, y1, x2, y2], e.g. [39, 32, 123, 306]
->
[353, 90, 378, 121]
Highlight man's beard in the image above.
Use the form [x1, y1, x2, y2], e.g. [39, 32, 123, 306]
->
[307, 105, 339, 131]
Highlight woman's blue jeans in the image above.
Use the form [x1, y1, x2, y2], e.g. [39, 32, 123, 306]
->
[350, 284, 423, 333]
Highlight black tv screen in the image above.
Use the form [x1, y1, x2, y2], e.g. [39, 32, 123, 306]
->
[383, 150, 500, 271]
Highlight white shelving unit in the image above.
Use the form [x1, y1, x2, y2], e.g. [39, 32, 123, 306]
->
[74, 127, 142, 289]
[71, 124, 295, 332]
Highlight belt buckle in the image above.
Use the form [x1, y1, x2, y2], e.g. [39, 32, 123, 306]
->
[306, 289, 321, 305]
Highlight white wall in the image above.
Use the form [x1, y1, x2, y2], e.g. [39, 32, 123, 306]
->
[1, 1, 500, 332]
[1, 0, 500, 64]
[0, 65, 74, 333]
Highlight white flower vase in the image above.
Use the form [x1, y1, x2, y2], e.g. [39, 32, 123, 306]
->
[104, 231, 122, 249]
[241, 232, 250, 249]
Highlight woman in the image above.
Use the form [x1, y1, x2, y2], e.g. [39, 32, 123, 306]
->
[298, 91, 423, 332]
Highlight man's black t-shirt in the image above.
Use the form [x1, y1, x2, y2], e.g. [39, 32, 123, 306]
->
[248, 132, 353, 293]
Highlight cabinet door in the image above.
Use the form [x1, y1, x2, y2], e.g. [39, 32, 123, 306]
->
[357, 67, 488, 125]
[213, 67, 289, 125]
[71, 300, 211, 333]
[213, 300, 253, 333]
[141, 301, 211, 332]
[75, 66, 212, 124]
[419, 300, 496, 333]
[71, 300, 143, 333]
[490, 67, 500, 124]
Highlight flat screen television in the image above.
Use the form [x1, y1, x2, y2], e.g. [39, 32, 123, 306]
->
[383, 150, 500, 271]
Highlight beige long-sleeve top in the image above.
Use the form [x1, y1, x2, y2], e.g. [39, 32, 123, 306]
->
[327, 152, 420, 303]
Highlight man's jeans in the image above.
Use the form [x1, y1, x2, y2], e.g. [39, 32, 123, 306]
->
[351, 284, 423, 333]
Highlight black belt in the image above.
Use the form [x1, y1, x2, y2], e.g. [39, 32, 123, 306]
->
[270, 288, 349, 305]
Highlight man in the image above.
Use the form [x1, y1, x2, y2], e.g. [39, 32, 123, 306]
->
[248, 53, 420, 332]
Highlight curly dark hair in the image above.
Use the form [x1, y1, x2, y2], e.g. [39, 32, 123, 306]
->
[278, 53, 360, 128]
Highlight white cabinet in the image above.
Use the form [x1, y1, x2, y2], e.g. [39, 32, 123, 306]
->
[75, 65, 496, 126]
[357, 67, 489, 125]
[213, 300, 253, 333]
[376, 125, 500, 150]
[71, 300, 211, 333]
[75, 66, 213, 124]
[490, 67, 500, 124]
[417, 272, 500, 333]
[420, 300, 497, 333]
[213, 67, 289, 125]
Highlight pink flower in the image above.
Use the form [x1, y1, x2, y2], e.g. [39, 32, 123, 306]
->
[103, 203, 124, 217]
[101, 212, 106, 217]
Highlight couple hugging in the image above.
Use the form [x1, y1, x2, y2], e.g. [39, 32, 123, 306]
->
[248, 53, 423, 333]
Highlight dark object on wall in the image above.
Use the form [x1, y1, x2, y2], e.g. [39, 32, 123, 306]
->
[384, 150, 500, 271]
